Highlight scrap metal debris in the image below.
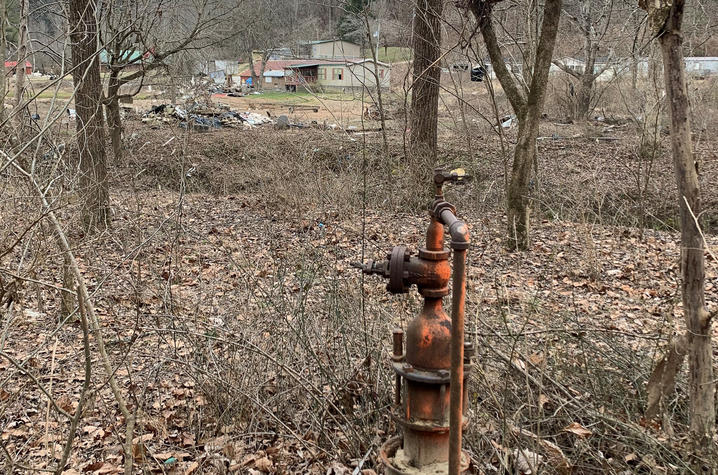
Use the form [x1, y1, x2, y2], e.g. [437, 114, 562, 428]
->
[142, 103, 273, 131]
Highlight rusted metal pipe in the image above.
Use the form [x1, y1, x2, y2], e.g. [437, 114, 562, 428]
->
[448, 248, 467, 475]
[356, 168, 472, 474]
[392, 329, 404, 406]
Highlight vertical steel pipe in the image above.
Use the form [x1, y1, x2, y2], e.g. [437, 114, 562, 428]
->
[448, 248, 467, 475]
[392, 328, 404, 406]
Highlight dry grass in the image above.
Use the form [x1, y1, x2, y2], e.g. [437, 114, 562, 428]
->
[1, 78, 717, 472]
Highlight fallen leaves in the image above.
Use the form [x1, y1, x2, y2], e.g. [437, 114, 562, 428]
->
[563, 422, 593, 439]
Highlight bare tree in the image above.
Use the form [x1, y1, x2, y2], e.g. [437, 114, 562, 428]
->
[460, 0, 562, 250]
[410, 0, 443, 161]
[13, 0, 28, 127]
[70, 0, 110, 229]
[230, 0, 292, 91]
[552, 0, 617, 123]
[101, 0, 227, 160]
[0, 0, 6, 123]
[640, 0, 715, 462]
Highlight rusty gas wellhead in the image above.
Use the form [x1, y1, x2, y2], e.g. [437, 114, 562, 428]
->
[353, 168, 472, 474]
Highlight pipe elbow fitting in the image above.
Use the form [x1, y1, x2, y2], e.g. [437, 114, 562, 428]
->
[434, 201, 470, 250]
[448, 220, 470, 250]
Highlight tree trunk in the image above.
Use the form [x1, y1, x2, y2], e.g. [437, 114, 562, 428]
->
[14, 0, 29, 127]
[658, 1, 715, 450]
[507, 118, 539, 249]
[0, 0, 6, 123]
[639, 0, 715, 457]
[107, 98, 122, 161]
[409, 0, 443, 161]
[574, 75, 593, 123]
[106, 75, 123, 161]
[70, 0, 110, 230]
[247, 53, 259, 89]
[465, 0, 561, 250]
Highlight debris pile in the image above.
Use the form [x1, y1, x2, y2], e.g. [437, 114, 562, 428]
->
[141, 103, 273, 131]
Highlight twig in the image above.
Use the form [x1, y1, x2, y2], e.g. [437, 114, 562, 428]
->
[0, 349, 72, 419]
[352, 446, 373, 475]
[44, 338, 59, 459]
[0, 269, 77, 295]
[55, 286, 93, 475]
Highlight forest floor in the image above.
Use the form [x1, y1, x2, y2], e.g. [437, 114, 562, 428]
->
[1, 106, 718, 474]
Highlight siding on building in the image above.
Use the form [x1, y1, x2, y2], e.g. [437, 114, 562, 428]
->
[685, 57, 718, 75]
[304, 40, 361, 60]
[313, 60, 390, 89]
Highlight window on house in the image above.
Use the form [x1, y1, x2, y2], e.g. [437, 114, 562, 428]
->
[333, 68, 343, 80]
[318, 68, 326, 80]
[265, 77, 272, 83]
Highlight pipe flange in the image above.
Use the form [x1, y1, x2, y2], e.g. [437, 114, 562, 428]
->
[418, 248, 451, 261]
[388, 246, 410, 293]
[391, 409, 473, 432]
[420, 287, 450, 298]
[392, 361, 451, 384]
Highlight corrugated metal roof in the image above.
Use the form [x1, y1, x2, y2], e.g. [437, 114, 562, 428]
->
[4, 61, 32, 68]
[290, 59, 391, 69]
[301, 39, 360, 46]
[239, 59, 312, 77]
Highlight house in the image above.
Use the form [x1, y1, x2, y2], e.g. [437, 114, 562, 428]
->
[479, 59, 523, 80]
[202, 60, 240, 76]
[238, 60, 311, 88]
[238, 58, 391, 91]
[299, 39, 361, 60]
[551, 56, 631, 81]
[551, 57, 585, 75]
[286, 59, 391, 91]
[266, 47, 295, 60]
[201, 59, 240, 84]
[4, 61, 32, 75]
[685, 57, 718, 77]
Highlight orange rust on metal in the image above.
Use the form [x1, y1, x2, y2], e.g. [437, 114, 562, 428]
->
[393, 329, 404, 406]
[448, 248, 467, 475]
[356, 168, 472, 474]
[406, 297, 451, 370]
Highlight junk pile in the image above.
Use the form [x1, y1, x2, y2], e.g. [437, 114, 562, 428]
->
[142, 103, 273, 131]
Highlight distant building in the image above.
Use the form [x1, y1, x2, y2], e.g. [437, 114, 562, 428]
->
[550, 57, 630, 81]
[552, 57, 585, 75]
[286, 59, 391, 91]
[551, 56, 718, 80]
[685, 57, 718, 77]
[238, 60, 310, 89]
[201, 60, 240, 76]
[479, 59, 523, 80]
[4, 60, 32, 75]
[266, 47, 295, 60]
[298, 39, 361, 60]
[239, 57, 391, 91]
[200, 59, 240, 84]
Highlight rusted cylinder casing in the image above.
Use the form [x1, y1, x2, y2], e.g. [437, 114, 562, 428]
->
[365, 181, 472, 474]
[405, 297, 451, 370]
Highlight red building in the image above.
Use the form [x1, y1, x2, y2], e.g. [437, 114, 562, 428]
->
[4, 61, 33, 75]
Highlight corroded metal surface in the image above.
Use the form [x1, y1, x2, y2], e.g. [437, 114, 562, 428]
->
[354, 168, 472, 474]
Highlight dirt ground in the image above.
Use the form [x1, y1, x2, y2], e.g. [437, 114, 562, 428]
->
[2, 75, 718, 473]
